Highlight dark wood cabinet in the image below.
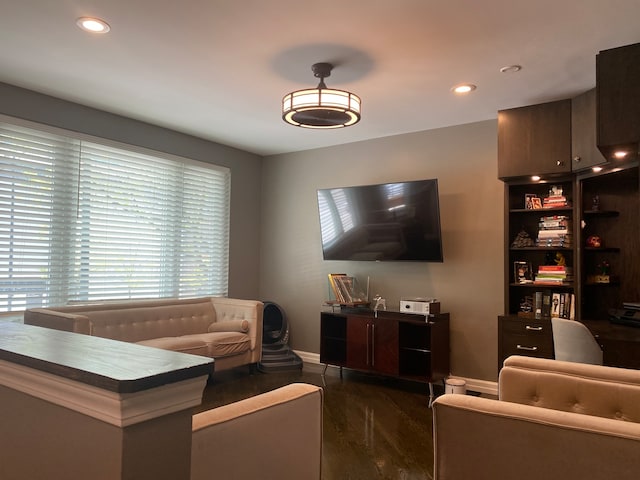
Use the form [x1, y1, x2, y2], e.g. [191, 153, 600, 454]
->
[320, 309, 449, 386]
[498, 165, 639, 371]
[596, 42, 640, 164]
[498, 100, 572, 179]
[572, 88, 607, 171]
[498, 315, 554, 370]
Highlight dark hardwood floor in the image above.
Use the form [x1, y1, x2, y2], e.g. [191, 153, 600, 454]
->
[196, 366, 442, 480]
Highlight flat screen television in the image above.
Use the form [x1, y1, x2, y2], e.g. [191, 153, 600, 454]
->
[317, 178, 444, 262]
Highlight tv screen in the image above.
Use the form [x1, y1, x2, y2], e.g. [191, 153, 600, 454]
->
[317, 179, 444, 262]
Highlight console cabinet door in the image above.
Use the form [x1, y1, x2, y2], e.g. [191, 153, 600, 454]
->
[346, 316, 399, 375]
[371, 318, 399, 376]
[346, 316, 370, 371]
[498, 100, 572, 179]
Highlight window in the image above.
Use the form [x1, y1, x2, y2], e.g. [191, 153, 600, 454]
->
[0, 121, 230, 313]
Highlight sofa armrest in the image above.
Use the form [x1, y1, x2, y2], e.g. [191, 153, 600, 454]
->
[191, 383, 322, 480]
[433, 394, 640, 480]
[499, 356, 640, 422]
[209, 298, 263, 354]
[23, 309, 91, 334]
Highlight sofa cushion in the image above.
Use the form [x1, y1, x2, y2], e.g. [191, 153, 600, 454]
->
[208, 319, 249, 333]
[186, 332, 251, 358]
[136, 336, 209, 357]
[85, 302, 216, 342]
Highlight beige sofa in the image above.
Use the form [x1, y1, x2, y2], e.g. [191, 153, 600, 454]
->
[191, 383, 323, 480]
[432, 355, 640, 480]
[24, 296, 263, 372]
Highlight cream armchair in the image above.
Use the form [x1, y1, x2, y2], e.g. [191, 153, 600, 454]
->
[432, 356, 640, 480]
[191, 383, 323, 480]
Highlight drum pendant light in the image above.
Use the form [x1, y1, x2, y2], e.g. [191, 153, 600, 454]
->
[282, 62, 361, 129]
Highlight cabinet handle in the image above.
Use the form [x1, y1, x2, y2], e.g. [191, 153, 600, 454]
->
[366, 324, 371, 366]
[525, 325, 543, 331]
[371, 324, 375, 367]
[573, 155, 581, 163]
[517, 344, 538, 352]
[556, 160, 564, 166]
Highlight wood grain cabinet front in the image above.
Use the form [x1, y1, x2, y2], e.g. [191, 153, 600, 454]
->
[498, 100, 572, 179]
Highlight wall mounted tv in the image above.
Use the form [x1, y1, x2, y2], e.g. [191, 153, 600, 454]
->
[317, 178, 444, 262]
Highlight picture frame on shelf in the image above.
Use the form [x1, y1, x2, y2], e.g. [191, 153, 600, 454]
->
[531, 197, 543, 209]
[524, 194, 536, 209]
[514, 261, 533, 284]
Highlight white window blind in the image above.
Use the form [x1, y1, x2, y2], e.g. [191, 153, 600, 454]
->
[0, 121, 230, 313]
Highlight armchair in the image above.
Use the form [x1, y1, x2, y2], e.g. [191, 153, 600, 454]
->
[191, 383, 323, 480]
[432, 356, 640, 480]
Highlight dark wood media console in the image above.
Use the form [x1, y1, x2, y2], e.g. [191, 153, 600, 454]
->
[320, 308, 450, 403]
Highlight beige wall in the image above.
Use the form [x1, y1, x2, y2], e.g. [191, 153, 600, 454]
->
[260, 120, 504, 381]
[0, 82, 262, 300]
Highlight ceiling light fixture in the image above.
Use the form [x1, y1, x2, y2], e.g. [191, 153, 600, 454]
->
[282, 62, 361, 129]
[451, 83, 477, 94]
[76, 17, 111, 33]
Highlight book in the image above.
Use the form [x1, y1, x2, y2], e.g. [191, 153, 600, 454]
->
[534, 291, 543, 319]
[541, 290, 552, 318]
[551, 293, 561, 318]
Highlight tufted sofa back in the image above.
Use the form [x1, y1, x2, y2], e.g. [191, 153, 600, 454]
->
[500, 355, 640, 423]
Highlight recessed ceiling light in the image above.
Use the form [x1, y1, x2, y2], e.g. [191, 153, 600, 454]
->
[592, 166, 603, 172]
[500, 65, 522, 74]
[531, 175, 541, 182]
[613, 150, 628, 159]
[76, 17, 111, 33]
[451, 83, 477, 95]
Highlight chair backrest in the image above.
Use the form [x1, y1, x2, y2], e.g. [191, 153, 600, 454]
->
[551, 317, 603, 365]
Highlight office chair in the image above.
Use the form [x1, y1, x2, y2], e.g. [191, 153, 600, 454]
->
[551, 317, 603, 365]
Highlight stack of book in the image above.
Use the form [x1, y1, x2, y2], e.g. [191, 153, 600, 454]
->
[536, 215, 572, 247]
[534, 264, 573, 285]
[543, 186, 569, 208]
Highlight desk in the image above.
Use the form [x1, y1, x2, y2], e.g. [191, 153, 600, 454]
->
[583, 319, 640, 369]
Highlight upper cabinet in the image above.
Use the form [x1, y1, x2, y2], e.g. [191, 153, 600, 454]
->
[498, 100, 572, 179]
[596, 42, 640, 164]
[571, 88, 607, 171]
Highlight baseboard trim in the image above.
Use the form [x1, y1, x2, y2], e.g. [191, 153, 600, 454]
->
[293, 349, 498, 396]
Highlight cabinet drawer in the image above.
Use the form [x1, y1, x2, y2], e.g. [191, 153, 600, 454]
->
[501, 332, 554, 359]
[501, 317, 552, 337]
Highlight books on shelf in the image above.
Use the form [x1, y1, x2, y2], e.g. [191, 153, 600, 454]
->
[542, 185, 570, 209]
[534, 265, 573, 285]
[327, 273, 369, 305]
[533, 291, 575, 320]
[551, 292, 575, 320]
[536, 215, 572, 247]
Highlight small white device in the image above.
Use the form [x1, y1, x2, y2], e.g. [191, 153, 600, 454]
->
[400, 297, 440, 314]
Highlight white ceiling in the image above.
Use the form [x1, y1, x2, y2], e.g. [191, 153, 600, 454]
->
[1, 1, 639, 156]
